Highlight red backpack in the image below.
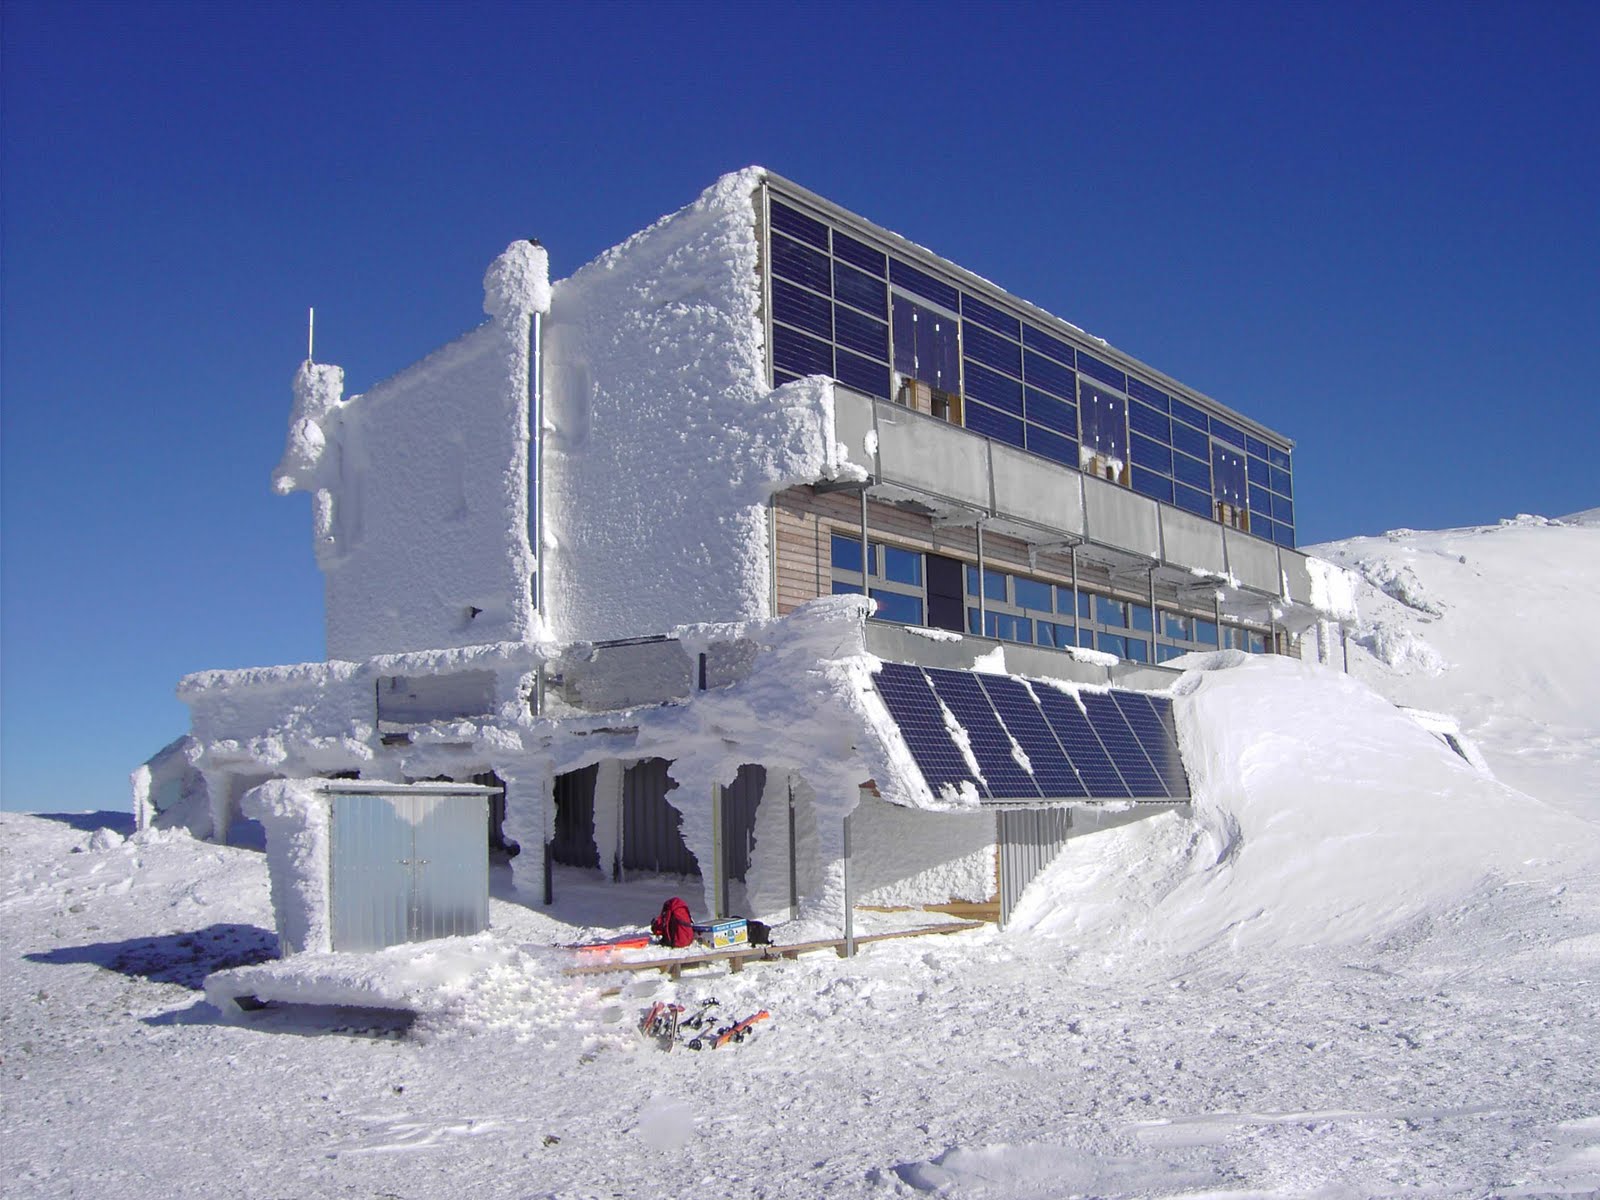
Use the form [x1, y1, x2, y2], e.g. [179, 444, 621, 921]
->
[650, 896, 695, 948]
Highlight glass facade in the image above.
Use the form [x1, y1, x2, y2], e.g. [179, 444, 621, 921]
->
[830, 534, 1272, 663]
[767, 192, 1296, 547]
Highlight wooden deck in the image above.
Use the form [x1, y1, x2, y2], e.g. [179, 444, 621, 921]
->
[562, 919, 985, 980]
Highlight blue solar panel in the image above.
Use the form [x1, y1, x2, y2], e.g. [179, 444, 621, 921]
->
[1022, 323, 1075, 366]
[769, 200, 829, 250]
[1171, 420, 1210, 461]
[923, 668, 1041, 799]
[831, 229, 885, 276]
[873, 665, 1190, 807]
[1173, 451, 1211, 491]
[771, 324, 833, 378]
[1081, 693, 1166, 797]
[1111, 692, 1189, 798]
[960, 292, 1021, 340]
[1132, 433, 1173, 475]
[1210, 418, 1246, 449]
[889, 258, 960, 312]
[1031, 685, 1129, 798]
[1127, 378, 1170, 409]
[974, 674, 1087, 798]
[1025, 425, 1077, 466]
[1129, 401, 1172, 444]
[964, 322, 1022, 378]
[833, 305, 888, 361]
[772, 278, 832, 340]
[1169, 395, 1209, 431]
[965, 400, 1025, 447]
[833, 260, 888, 319]
[771, 233, 832, 293]
[1077, 352, 1126, 391]
[1132, 467, 1174, 503]
[964, 360, 1023, 415]
[1174, 482, 1211, 517]
[1024, 388, 1077, 435]
[1022, 351, 1075, 401]
[873, 662, 987, 799]
[835, 349, 891, 400]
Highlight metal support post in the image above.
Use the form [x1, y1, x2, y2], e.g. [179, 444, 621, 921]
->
[859, 487, 871, 602]
[976, 520, 988, 633]
[712, 784, 725, 919]
[1070, 546, 1081, 646]
[842, 810, 855, 957]
[787, 778, 799, 919]
[1147, 568, 1158, 663]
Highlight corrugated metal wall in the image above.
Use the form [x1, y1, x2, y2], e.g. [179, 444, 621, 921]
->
[721, 764, 765, 882]
[329, 791, 489, 952]
[996, 808, 1073, 928]
[551, 766, 600, 868]
[623, 759, 699, 876]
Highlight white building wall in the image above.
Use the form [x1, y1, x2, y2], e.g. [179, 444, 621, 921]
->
[540, 168, 834, 642]
[272, 244, 548, 661]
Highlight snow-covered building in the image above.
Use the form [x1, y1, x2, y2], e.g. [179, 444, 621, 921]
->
[139, 169, 1352, 932]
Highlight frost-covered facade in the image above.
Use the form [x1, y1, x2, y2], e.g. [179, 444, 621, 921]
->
[140, 169, 1353, 933]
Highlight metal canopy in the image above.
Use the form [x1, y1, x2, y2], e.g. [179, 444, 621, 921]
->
[872, 661, 1190, 807]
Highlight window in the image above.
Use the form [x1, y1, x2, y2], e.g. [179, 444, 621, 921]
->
[1079, 382, 1129, 485]
[830, 533, 924, 628]
[892, 295, 961, 415]
[1212, 443, 1249, 530]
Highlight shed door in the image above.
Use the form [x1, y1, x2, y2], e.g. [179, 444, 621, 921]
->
[330, 793, 488, 952]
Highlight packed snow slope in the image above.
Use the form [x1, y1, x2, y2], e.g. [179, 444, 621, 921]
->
[4, 512, 1599, 1198]
[1011, 651, 1600, 960]
[1312, 509, 1600, 823]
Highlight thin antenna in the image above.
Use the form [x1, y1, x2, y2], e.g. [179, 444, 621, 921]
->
[307, 306, 315, 362]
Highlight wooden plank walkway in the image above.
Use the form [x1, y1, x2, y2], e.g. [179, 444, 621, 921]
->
[562, 920, 985, 980]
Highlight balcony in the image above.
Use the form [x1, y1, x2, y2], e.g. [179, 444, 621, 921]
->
[832, 387, 1317, 608]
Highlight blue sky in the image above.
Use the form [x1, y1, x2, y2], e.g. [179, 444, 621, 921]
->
[3, 0, 1596, 812]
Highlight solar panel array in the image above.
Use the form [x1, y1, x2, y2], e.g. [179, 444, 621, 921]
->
[872, 661, 1190, 804]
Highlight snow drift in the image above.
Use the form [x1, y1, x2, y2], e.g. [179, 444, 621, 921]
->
[1010, 506, 1600, 959]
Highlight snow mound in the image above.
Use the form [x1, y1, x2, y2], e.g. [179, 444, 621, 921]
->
[1310, 513, 1600, 822]
[1010, 654, 1600, 957]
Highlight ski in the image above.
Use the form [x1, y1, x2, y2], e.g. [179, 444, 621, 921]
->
[712, 1009, 770, 1049]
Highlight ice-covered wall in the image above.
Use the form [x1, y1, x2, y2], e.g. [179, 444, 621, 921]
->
[273, 243, 550, 660]
[541, 168, 835, 642]
[853, 797, 995, 907]
[242, 779, 333, 956]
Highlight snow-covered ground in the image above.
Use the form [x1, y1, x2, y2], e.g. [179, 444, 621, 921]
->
[4, 512, 1599, 1199]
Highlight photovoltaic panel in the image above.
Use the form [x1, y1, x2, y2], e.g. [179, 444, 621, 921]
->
[889, 258, 960, 312]
[923, 668, 1041, 800]
[960, 291, 1021, 339]
[873, 662, 988, 800]
[964, 360, 1024, 415]
[973, 674, 1087, 798]
[1080, 693, 1166, 798]
[832, 229, 886, 276]
[872, 664, 1189, 808]
[770, 233, 832, 293]
[964, 402, 1025, 448]
[1111, 692, 1189, 799]
[769, 200, 829, 250]
[1032, 685, 1130, 798]
[1022, 323, 1075, 367]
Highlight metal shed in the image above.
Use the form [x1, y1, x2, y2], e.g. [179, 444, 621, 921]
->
[324, 781, 495, 952]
